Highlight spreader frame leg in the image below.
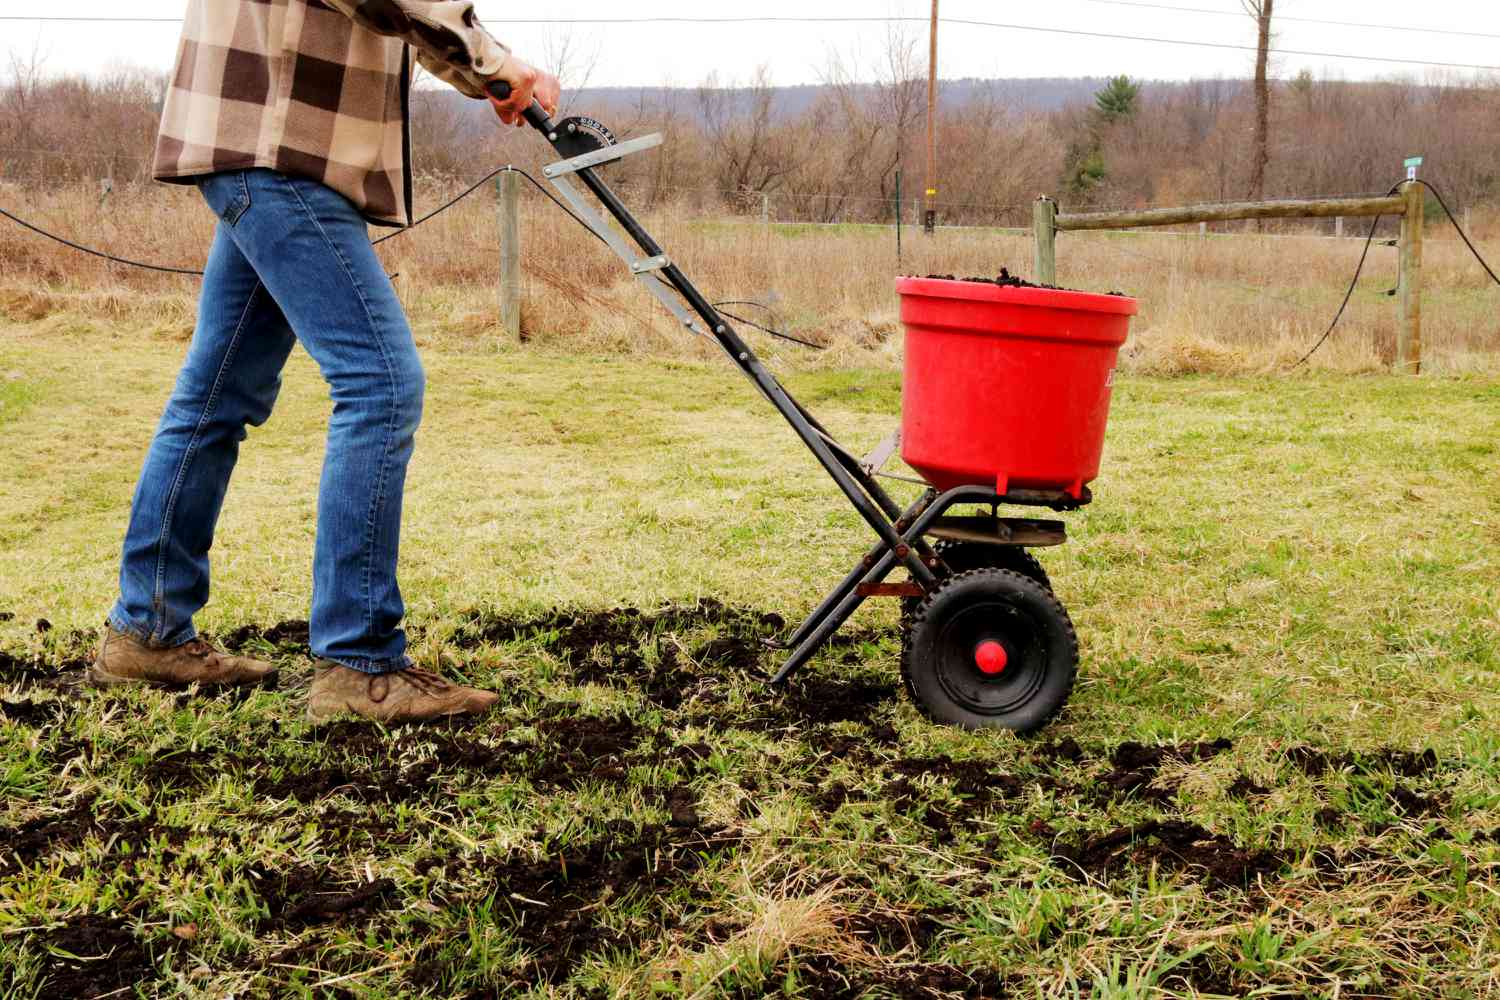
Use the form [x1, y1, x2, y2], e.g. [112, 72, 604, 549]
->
[778, 490, 938, 656]
[770, 485, 1004, 684]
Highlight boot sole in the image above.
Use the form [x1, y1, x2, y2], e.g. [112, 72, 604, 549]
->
[304, 702, 490, 726]
[87, 663, 140, 687]
[89, 662, 278, 690]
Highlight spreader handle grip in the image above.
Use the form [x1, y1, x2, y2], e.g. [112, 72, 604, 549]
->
[484, 80, 552, 131]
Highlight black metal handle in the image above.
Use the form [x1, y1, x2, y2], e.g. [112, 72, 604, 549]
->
[484, 80, 551, 131]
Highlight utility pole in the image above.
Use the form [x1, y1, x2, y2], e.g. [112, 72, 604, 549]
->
[1246, 0, 1274, 207]
[924, 0, 939, 235]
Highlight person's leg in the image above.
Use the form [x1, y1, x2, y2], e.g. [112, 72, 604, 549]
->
[214, 169, 424, 674]
[109, 194, 297, 649]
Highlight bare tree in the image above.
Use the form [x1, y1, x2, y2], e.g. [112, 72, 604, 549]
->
[3, 41, 50, 156]
[542, 28, 602, 119]
[1244, 0, 1275, 204]
[697, 67, 802, 199]
[813, 21, 925, 219]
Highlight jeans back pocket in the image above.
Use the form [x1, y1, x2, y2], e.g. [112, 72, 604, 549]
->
[198, 172, 252, 227]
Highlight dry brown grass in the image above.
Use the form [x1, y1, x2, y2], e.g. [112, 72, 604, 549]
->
[2, 179, 1498, 373]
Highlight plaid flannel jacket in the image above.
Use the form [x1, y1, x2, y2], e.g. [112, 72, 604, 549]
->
[154, 0, 509, 226]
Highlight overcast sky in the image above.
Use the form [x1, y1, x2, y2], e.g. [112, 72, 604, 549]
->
[5, 0, 1499, 89]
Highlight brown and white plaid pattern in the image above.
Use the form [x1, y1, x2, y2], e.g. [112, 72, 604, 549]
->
[154, 0, 509, 225]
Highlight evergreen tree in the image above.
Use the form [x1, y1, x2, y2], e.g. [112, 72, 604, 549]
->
[1094, 75, 1140, 124]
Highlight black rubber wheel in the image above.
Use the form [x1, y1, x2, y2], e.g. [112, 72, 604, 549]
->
[901, 568, 1078, 732]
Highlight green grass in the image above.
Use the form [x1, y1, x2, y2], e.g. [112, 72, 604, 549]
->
[1, 320, 1498, 998]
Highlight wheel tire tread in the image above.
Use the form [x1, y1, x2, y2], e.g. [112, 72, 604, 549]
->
[900, 567, 1078, 733]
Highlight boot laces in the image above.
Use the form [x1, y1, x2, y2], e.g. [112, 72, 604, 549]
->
[400, 667, 453, 694]
[181, 638, 220, 663]
[367, 666, 451, 702]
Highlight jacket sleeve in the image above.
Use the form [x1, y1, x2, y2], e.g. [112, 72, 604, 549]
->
[320, 0, 510, 99]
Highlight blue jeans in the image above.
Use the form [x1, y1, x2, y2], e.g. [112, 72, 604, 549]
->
[109, 169, 424, 673]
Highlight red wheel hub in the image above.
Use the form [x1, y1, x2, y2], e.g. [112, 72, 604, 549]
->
[974, 640, 1009, 675]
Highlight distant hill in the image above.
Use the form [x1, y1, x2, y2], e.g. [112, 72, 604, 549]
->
[413, 75, 1250, 129]
[562, 77, 1122, 118]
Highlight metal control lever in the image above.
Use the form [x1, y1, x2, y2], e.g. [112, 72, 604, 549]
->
[481, 76, 942, 634]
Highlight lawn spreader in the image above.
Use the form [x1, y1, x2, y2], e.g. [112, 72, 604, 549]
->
[490, 87, 1139, 732]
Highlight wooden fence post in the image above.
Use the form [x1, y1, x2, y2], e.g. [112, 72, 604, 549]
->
[1033, 196, 1057, 286]
[1397, 180, 1423, 375]
[497, 170, 522, 341]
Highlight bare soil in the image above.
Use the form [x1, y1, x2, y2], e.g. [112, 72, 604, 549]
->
[0, 606, 1470, 996]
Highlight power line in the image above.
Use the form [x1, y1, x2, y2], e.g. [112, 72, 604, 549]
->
[936, 17, 1500, 72]
[1069, 0, 1500, 43]
[4, 14, 1500, 72]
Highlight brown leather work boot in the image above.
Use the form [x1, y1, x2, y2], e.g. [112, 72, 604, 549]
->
[306, 662, 499, 725]
[89, 628, 277, 688]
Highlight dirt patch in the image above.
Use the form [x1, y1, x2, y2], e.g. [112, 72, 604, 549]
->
[253, 758, 441, 805]
[1, 697, 68, 726]
[1386, 783, 1445, 817]
[220, 619, 311, 652]
[473, 822, 735, 985]
[888, 756, 1028, 800]
[665, 785, 702, 828]
[1091, 738, 1233, 803]
[813, 780, 873, 814]
[254, 712, 647, 804]
[1226, 775, 1271, 798]
[21, 914, 179, 997]
[836, 908, 954, 954]
[1285, 746, 1439, 778]
[455, 600, 901, 727]
[140, 751, 215, 792]
[1, 799, 100, 873]
[1052, 820, 1285, 890]
[454, 599, 782, 709]
[251, 722, 464, 804]
[531, 713, 642, 788]
[1033, 736, 1088, 765]
[694, 636, 765, 672]
[0, 800, 193, 876]
[780, 676, 899, 726]
[254, 865, 396, 931]
[882, 756, 1037, 840]
[309, 805, 425, 851]
[0, 648, 89, 689]
[1157, 949, 1239, 997]
[1111, 738, 1233, 772]
[806, 724, 902, 769]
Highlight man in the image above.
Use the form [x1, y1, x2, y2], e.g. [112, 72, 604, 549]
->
[92, 0, 560, 724]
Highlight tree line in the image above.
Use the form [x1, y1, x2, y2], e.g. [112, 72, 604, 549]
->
[3, 43, 1496, 227]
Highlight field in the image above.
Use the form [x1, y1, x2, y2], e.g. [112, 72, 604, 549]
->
[2, 308, 1498, 998]
[3, 180, 1500, 375]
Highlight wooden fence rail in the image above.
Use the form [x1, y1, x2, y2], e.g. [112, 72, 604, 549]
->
[1033, 187, 1424, 373]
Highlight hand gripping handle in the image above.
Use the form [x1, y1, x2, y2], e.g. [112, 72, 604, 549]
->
[484, 80, 552, 131]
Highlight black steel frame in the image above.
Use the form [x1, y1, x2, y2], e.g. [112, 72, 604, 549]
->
[514, 101, 1083, 684]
